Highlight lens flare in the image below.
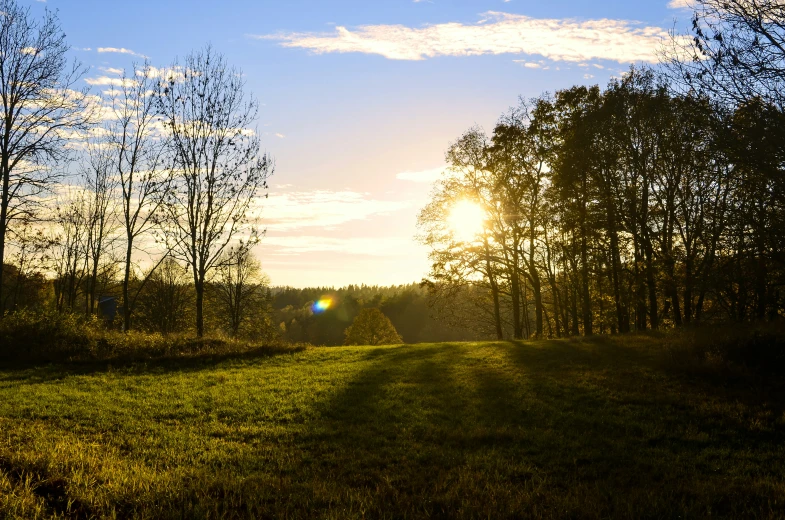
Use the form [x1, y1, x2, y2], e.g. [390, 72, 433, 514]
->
[312, 298, 332, 313]
[448, 199, 486, 242]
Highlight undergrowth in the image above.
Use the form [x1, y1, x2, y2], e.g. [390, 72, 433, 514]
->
[0, 310, 306, 364]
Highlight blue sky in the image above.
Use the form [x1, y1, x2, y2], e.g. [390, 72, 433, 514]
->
[36, 0, 692, 287]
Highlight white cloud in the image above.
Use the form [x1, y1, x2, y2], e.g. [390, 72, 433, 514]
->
[97, 47, 149, 59]
[667, 0, 693, 9]
[84, 76, 138, 87]
[259, 11, 670, 63]
[261, 189, 412, 231]
[100, 67, 124, 74]
[396, 167, 445, 183]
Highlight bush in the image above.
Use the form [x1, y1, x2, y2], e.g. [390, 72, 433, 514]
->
[663, 323, 785, 377]
[0, 310, 103, 360]
[0, 310, 306, 364]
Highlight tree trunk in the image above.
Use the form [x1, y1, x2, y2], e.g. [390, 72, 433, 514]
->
[579, 178, 593, 335]
[122, 236, 133, 332]
[645, 240, 658, 329]
[0, 164, 8, 319]
[683, 256, 693, 324]
[510, 259, 523, 339]
[486, 256, 503, 340]
[195, 278, 205, 338]
[609, 227, 629, 333]
[531, 270, 543, 337]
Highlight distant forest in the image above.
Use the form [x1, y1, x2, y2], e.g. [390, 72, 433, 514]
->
[1, 0, 784, 345]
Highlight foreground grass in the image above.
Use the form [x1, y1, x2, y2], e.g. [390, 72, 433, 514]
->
[0, 335, 783, 519]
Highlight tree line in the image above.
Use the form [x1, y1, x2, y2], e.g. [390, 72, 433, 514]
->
[418, 0, 785, 339]
[0, 0, 271, 338]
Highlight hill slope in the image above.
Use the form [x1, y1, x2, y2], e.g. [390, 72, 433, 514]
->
[0, 335, 783, 518]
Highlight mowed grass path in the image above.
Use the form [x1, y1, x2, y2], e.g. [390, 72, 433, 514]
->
[0, 336, 783, 519]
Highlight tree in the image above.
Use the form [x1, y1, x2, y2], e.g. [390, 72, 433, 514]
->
[105, 63, 171, 332]
[0, 0, 93, 316]
[157, 46, 272, 337]
[418, 128, 507, 340]
[667, 0, 785, 110]
[51, 189, 89, 312]
[81, 141, 118, 315]
[344, 308, 402, 346]
[211, 244, 269, 337]
[135, 257, 192, 335]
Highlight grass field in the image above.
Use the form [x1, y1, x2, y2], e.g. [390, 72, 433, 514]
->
[0, 334, 783, 519]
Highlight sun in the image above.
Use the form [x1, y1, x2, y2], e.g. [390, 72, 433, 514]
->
[448, 199, 486, 242]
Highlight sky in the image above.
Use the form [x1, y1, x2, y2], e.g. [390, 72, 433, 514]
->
[33, 0, 693, 288]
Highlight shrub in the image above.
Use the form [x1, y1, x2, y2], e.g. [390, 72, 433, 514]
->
[344, 308, 402, 346]
[663, 323, 785, 377]
[0, 310, 103, 361]
[0, 310, 306, 364]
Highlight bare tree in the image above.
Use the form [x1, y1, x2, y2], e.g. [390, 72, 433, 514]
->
[0, 0, 93, 316]
[104, 63, 171, 331]
[52, 189, 90, 312]
[212, 244, 269, 337]
[81, 141, 118, 315]
[1, 222, 50, 312]
[157, 46, 272, 337]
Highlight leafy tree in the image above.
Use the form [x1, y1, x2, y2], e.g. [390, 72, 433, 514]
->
[344, 308, 402, 346]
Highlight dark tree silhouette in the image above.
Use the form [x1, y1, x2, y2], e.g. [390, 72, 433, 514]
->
[0, 0, 93, 316]
[157, 46, 272, 337]
[105, 63, 172, 332]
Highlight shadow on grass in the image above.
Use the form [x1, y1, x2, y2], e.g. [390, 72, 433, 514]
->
[293, 338, 785, 517]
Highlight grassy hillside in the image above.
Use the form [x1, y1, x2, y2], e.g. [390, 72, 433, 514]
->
[0, 335, 783, 519]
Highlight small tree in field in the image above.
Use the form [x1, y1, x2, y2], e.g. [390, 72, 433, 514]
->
[211, 243, 269, 338]
[344, 308, 402, 346]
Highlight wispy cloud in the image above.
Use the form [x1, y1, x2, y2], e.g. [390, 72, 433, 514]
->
[258, 11, 670, 63]
[97, 47, 149, 59]
[667, 0, 693, 9]
[396, 167, 445, 183]
[263, 235, 413, 256]
[261, 189, 411, 231]
[84, 76, 137, 87]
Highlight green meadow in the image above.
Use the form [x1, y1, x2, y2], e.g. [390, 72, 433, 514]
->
[0, 335, 783, 519]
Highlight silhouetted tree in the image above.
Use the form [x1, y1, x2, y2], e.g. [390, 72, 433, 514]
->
[135, 257, 191, 335]
[157, 46, 272, 337]
[105, 63, 172, 332]
[211, 244, 269, 337]
[0, 0, 93, 316]
[667, 0, 785, 110]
